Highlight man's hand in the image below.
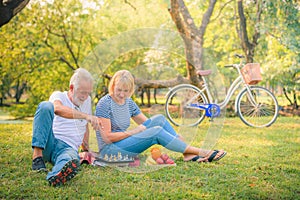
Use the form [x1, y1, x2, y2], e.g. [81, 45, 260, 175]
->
[86, 115, 103, 131]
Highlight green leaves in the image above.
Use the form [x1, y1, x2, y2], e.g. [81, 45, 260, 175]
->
[0, 0, 299, 117]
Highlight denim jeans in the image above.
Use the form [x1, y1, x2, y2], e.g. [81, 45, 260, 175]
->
[31, 101, 79, 180]
[99, 114, 188, 157]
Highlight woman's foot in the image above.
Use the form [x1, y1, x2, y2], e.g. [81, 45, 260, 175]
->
[184, 150, 227, 163]
[206, 150, 227, 162]
[183, 153, 207, 162]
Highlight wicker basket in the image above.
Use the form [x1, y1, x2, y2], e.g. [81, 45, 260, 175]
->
[241, 63, 262, 85]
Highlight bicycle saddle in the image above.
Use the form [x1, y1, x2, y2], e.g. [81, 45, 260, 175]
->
[196, 69, 212, 76]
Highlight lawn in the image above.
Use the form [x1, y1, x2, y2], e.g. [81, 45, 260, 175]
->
[0, 116, 299, 199]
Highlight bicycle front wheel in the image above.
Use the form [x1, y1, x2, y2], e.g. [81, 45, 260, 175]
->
[236, 86, 279, 128]
[165, 85, 208, 126]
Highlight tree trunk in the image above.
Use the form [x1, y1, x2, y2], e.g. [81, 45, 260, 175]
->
[293, 90, 298, 109]
[283, 87, 293, 105]
[237, 0, 262, 63]
[134, 75, 189, 89]
[14, 81, 26, 103]
[0, 0, 30, 27]
[169, 0, 217, 86]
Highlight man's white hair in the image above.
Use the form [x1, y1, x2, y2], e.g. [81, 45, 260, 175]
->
[69, 68, 94, 90]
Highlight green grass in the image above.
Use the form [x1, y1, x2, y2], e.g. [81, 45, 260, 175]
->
[0, 116, 299, 199]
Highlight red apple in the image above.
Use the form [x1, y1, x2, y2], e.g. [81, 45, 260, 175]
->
[156, 157, 164, 164]
[165, 158, 175, 164]
[160, 154, 169, 161]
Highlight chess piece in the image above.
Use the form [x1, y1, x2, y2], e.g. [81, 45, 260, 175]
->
[104, 154, 108, 161]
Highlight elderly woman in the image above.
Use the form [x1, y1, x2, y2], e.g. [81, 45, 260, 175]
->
[95, 70, 226, 163]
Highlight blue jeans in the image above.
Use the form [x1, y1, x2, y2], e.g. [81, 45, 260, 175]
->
[31, 101, 80, 180]
[99, 114, 188, 157]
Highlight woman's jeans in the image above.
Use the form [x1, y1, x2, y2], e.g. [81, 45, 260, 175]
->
[31, 101, 79, 180]
[100, 114, 188, 157]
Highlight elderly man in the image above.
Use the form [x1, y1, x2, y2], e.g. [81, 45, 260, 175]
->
[31, 68, 101, 187]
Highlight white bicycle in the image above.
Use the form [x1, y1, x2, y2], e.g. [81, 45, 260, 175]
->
[165, 55, 279, 128]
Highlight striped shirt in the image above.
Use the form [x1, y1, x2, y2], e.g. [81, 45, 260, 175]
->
[95, 94, 141, 151]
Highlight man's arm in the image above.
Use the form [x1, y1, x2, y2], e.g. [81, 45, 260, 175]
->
[53, 100, 88, 120]
[53, 100, 102, 130]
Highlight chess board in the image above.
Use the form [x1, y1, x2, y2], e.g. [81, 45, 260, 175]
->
[93, 153, 135, 167]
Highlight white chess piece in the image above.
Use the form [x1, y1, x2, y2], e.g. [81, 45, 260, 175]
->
[103, 154, 106, 160]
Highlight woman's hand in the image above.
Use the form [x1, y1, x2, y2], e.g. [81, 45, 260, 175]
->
[126, 124, 146, 136]
[136, 124, 146, 133]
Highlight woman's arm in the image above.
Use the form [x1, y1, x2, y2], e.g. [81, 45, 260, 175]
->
[99, 117, 146, 143]
[132, 113, 148, 125]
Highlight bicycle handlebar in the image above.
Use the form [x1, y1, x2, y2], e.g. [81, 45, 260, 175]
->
[224, 54, 245, 68]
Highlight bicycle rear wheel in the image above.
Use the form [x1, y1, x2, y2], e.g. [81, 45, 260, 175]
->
[165, 84, 208, 126]
[236, 86, 278, 127]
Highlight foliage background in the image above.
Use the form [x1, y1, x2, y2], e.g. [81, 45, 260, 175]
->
[0, 0, 299, 118]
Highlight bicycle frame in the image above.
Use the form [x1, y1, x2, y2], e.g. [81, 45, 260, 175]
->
[184, 64, 255, 111]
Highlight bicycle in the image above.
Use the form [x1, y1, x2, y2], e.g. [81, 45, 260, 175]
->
[165, 54, 279, 128]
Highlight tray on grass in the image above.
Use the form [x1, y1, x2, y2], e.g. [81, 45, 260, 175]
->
[93, 156, 135, 167]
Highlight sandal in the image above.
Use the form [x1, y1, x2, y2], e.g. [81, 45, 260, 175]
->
[189, 155, 207, 162]
[207, 150, 227, 162]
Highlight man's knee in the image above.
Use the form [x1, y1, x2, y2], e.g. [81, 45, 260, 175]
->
[35, 101, 54, 117]
[33, 101, 55, 126]
[38, 101, 54, 111]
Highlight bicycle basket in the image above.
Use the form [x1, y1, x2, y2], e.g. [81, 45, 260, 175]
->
[241, 63, 262, 85]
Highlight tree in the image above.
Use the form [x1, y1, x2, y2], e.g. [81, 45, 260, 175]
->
[0, 0, 102, 116]
[0, 11, 35, 105]
[258, 0, 300, 108]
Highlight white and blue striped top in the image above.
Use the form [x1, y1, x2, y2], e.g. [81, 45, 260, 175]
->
[95, 94, 141, 151]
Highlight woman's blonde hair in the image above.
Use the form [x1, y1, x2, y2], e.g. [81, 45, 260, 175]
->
[108, 70, 135, 96]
